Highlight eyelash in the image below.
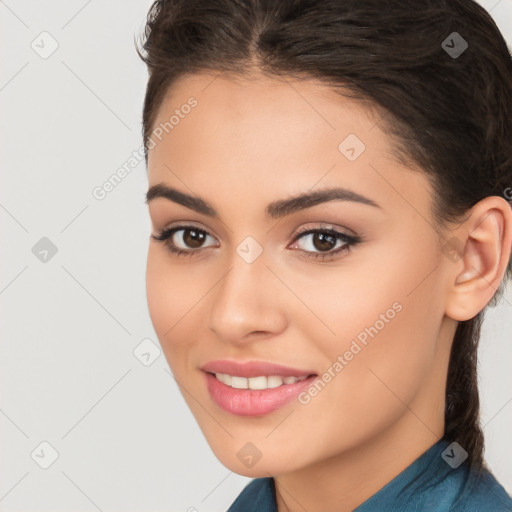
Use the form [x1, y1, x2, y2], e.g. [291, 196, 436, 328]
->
[151, 224, 361, 261]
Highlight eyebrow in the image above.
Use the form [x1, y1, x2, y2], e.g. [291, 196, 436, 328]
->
[145, 183, 381, 219]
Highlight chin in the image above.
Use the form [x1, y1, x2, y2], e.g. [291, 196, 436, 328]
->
[208, 441, 300, 478]
[220, 458, 287, 478]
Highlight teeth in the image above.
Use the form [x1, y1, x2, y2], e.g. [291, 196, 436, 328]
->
[230, 376, 248, 389]
[248, 376, 267, 390]
[215, 373, 309, 389]
[267, 376, 283, 388]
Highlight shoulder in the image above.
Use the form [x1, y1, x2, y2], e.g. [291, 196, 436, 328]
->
[227, 477, 276, 512]
[452, 467, 512, 512]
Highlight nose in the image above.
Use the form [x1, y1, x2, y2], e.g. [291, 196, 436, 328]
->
[208, 249, 287, 346]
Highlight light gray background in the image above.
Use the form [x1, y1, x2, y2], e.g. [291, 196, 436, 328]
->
[1, 1, 511, 510]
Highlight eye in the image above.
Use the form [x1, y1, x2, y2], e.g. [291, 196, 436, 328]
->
[289, 226, 361, 261]
[151, 225, 218, 257]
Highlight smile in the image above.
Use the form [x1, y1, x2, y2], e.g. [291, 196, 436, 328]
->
[203, 371, 318, 416]
[213, 373, 309, 390]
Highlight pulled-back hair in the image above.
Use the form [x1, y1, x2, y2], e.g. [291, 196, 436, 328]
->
[136, 0, 512, 469]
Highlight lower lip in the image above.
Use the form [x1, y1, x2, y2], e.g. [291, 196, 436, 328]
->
[204, 372, 318, 416]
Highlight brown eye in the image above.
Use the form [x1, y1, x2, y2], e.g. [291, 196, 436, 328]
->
[293, 229, 350, 253]
[151, 225, 218, 256]
[181, 228, 208, 249]
[289, 227, 361, 261]
[311, 232, 337, 252]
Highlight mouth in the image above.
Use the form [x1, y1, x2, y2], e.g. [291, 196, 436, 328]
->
[200, 359, 317, 379]
[208, 372, 312, 390]
[200, 360, 318, 416]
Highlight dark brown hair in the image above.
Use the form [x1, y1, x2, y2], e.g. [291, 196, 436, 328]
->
[136, 0, 512, 469]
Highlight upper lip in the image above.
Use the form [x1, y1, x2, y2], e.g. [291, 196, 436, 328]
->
[201, 360, 317, 378]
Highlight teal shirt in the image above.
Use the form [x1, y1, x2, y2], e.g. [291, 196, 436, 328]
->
[227, 439, 512, 511]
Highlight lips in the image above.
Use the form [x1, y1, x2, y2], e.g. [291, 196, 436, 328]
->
[200, 359, 319, 416]
[200, 359, 317, 378]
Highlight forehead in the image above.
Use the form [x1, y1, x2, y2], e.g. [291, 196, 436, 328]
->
[147, 71, 432, 218]
[150, 71, 378, 149]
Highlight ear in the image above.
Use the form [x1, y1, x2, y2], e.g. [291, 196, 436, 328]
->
[444, 196, 512, 321]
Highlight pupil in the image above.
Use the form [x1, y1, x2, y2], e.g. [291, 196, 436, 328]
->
[313, 232, 335, 252]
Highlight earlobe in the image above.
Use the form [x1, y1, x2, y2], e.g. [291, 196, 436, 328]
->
[445, 197, 512, 321]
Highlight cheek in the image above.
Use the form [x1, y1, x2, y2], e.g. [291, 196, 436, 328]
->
[145, 249, 172, 335]
[323, 271, 443, 417]
[320, 233, 444, 354]
[145, 247, 217, 368]
[145, 249, 194, 357]
[286, 292, 443, 463]
[298, 239, 445, 407]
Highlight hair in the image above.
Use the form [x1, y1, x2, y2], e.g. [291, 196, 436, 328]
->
[136, 0, 512, 469]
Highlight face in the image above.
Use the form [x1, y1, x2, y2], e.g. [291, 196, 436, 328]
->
[145, 71, 455, 477]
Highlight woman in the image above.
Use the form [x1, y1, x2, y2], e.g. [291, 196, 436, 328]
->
[137, 0, 512, 510]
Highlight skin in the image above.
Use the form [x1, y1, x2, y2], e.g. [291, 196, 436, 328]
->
[145, 71, 512, 512]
